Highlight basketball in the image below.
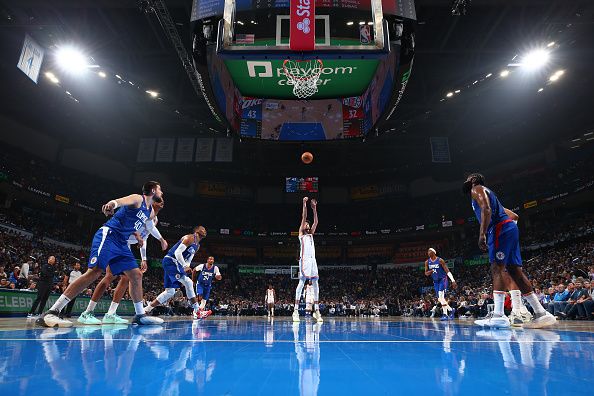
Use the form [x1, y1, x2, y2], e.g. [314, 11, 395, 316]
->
[301, 152, 313, 164]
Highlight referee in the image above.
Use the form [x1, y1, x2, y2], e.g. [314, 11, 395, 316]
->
[28, 256, 56, 318]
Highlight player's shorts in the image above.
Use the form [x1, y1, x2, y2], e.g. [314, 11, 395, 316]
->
[162, 256, 187, 288]
[299, 257, 319, 280]
[267, 301, 275, 305]
[196, 283, 212, 300]
[433, 278, 448, 295]
[88, 227, 138, 276]
[489, 220, 522, 266]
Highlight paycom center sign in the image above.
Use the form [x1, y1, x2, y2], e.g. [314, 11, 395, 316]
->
[225, 59, 379, 99]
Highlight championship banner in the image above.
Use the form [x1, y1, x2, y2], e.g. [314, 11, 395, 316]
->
[155, 138, 175, 162]
[137, 138, 156, 163]
[195, 138, 214, 162]
[176, 138, 195, 162]
[215, 138, 233, 162]
[290, 0, 315, 51]
[430, 137, 451, 163]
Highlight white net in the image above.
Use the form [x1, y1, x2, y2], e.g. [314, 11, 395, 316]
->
[282, 59, 323, 99]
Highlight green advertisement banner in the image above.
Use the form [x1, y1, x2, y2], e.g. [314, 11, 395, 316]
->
[225, 59, 379, 99]
[464, 255, 490, 266]
[0, 290, 134, 315]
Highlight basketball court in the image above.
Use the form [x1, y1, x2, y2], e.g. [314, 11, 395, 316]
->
[0, 317, 592, 395]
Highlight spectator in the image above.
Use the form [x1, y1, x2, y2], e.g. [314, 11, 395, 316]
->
[0, 277, 13, 289]
[576, 281, 593, 320]
[28, 256, 56, 318]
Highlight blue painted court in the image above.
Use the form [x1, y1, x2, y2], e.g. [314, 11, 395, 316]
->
[0, 318, 592, 395]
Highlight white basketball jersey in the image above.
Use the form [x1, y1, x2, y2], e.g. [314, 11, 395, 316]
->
[266, 289, 275, 302]
[299, 234, 316, 259]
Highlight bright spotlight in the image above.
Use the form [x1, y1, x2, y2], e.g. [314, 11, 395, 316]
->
[547, 41, 555, 47]
[146, 90, 159, 98]
[98, 71, 107, 78]
[537, 88, 544, 92]
[446, 92, 454, 98]
[500, 70, 510, 77]
[55, 46, 89, 74]
[521, 49, 549, 69]
[454, 89, 461, 93]
[485, 73, 492, 78]
[553, 69, 564, 77]
[549, 74, 560, 82]
[346, 21, 354, 26]
[359, 21, 365, 25]
[45, 71, 59, 84]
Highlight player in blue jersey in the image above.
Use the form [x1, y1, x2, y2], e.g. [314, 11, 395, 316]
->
[424, 248, 457, 321]
[36, 181, 166, 327]
[193, 256, 222, 319]
[144, 226, 208, 319]
[77, 199, 168, 325]
[463, 173, 556, 328]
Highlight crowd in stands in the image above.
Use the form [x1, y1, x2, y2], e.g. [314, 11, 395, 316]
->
[1, 205, 592, 320]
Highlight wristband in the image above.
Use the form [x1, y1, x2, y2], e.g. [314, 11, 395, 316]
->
[447, 272, 455, 282]
[109, 200, 119, 209]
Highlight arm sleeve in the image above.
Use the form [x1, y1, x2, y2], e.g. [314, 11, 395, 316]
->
[186, 253, 195, 267]
[195, 264, 204, 272]
[145, 219, 163, 240]
[174, 243, 189, 267]
[214, 266, 221, 276]
[140, 241, 147, 261]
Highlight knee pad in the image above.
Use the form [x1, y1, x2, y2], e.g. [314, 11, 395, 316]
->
[157, 288, 176, 304]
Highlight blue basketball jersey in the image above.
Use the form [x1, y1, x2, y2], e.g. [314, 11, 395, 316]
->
[167, 236, 199, 262]
[197, 264, 216, 286]
[105, 199, 152, 239]
[471, 187, 509, 237]
[428, 257, 446, 281]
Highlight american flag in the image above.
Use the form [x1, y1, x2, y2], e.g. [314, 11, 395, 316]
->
[235, 34, 255, 44]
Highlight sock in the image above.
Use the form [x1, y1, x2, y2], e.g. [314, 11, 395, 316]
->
[86, 300, 97, 313]
[200, 299, 207, 310]
[271, 308, 274, 315]
[314, 303, 319, 311]
[133, 301, 145, 315]
[510, 290, 527, 313]
[192, 302, 199, 311]
[294, 303, 299, 310]
[493, 291, 505, 316]
[524, 292, 546, 315]
[49, 295, 71, 312]
[107, 302, 119, 316]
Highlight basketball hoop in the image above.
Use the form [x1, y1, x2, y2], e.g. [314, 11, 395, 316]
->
[282, 59, 323, 99]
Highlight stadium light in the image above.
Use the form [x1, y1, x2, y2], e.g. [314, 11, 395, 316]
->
[446, 92, 454, 98]
[98, 71, 107, 78]
[45, 71, 59, 84]
[520, 49, 549, 69]
[359, 21, 365, 25]
[454, 89, 460, 93]
[547, 41, 555, 47]
[346, 21, 354, 26]
[55, 46, 89, 74]
[485, 73, 492, 78]
[538, 87, 544, 92]
[146, 90, 159, 98]
[500, 70, 510, 78]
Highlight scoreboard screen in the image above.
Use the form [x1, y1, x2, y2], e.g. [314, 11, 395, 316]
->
[286, 177, 319, 193]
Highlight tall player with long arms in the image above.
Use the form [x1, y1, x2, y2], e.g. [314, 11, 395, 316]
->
[424, 248, 457, 320]
[144, 227, 208, 319]
[463, 173, 556, 328]
[293, 197, 322, 323]
[36, 181, 165, 327]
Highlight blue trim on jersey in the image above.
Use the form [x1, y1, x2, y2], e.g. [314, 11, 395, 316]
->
[104, 199, 151, 240]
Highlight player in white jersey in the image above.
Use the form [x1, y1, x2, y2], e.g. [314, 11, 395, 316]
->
[265, 284, 276, 317]
[78, 199, 168, 325]
[293, 197, 322, 323]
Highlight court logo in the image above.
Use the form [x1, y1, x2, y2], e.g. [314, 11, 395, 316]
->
[247, 61, 273, 78]
[496, 251, 505, 261]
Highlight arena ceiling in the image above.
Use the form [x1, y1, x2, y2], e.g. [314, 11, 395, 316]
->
[0, 0, 592, 180]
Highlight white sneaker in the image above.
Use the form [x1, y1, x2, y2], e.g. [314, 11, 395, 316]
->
[509, 310, 533, 327]
[132, 314, 164, 325]
[313, 311, 323, 323]
[474, 313, 510, 328]
[36, 311, 73, 328]
[523, 311, 556, 329]
[292, 310, 300, 322]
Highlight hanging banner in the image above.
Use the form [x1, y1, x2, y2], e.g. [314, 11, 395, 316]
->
[215, 138, 234, 162]
[137, 138, 156, 163]
[195, 138, 214, 162]
[430, 137, 451, 163]
[176, 138, 195, 162]
[17, 35, 44, 83]
[442, 220, 453, 227]
[290, 0, 315, 51]
[155, 138, 175, 162]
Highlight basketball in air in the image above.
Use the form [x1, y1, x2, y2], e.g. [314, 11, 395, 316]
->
[301, 152, 313, 164]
